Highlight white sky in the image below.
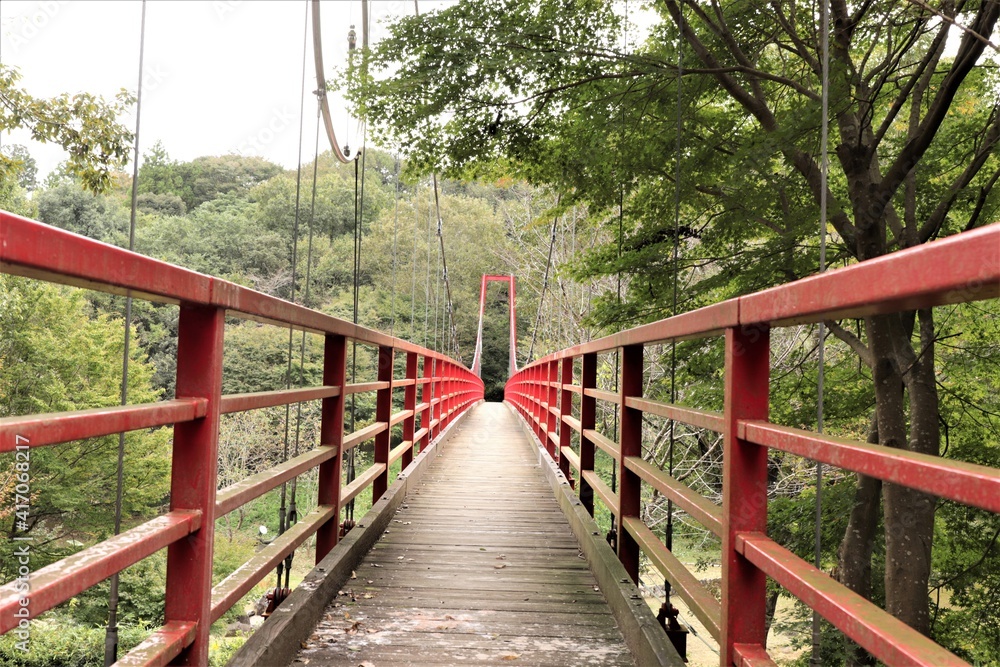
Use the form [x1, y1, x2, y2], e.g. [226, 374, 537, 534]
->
[0, 0, 458, 178]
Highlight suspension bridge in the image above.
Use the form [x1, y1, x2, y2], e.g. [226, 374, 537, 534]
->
[1, 211, 998, 666]
[2, 0, 1000, 665]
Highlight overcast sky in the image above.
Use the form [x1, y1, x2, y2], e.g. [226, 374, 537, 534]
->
[0, 0, 458, 179]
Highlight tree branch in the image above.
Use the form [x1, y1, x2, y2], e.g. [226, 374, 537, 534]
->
[827, 319, 874, 367]
[881, 0, 1000, 203]
[920, 106, 1000, 242]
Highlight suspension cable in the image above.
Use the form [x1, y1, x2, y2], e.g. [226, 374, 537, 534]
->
[424, 182, 432, 347]
[311, 0, 361, 163]
[105, 2, 146, 663]
[410, 180, 420, 341]
[285, 94, 324, 590]
[665, 0, 683, 614]
[526, 214, 558, 362]
[389, 158, 400, 335]
[812, 0, 831, 662]
[431, 175, 460, 359]
[277, 0, 312, 592]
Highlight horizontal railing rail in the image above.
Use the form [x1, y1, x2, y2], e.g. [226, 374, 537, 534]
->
[505, 223, 999, 667]
[0, 211, 484, 665]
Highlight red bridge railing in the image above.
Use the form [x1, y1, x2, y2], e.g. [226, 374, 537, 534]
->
[505, 223, 1000, 667]
[0, 211, 484, 665]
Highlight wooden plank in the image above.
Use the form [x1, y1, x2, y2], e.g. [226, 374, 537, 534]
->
[229, 401, 477, 667]
[290, 403, 638, 666]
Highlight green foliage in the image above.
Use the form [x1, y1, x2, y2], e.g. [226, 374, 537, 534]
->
[0, 620, 148, 667]
[0, 64, 134, 193]
[35, 183, 129, 245]
[0, 277, 170, 577]
[1, 144, 37, 191]
[70, 552, 167, 627]
[137, 195, 285, 281]
[139, 152, 283, 212]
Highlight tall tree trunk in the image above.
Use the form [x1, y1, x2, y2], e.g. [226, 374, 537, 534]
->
[855, 193, 936, 636]
[884, 308, 939, 634]
[838, 415, 881, 667]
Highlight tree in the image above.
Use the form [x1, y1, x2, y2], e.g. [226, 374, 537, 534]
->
[353, 0, 1000, 656]
[0, 277, 170, 577]
[173, 155, 283, 211]
[0, 64, 134, 193]
[0, 144, 37, 191]
[36, 183, 129, 245]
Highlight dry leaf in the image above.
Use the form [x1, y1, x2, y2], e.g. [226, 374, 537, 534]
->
[501, 654, 520, 661]
[494, 563, 507, 569]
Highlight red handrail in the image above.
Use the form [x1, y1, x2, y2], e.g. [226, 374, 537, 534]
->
[505, 223, 1000, 667]
[0, 211, 484, 665]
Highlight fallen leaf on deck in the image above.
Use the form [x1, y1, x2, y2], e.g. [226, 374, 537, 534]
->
[494, 563, 507, 569]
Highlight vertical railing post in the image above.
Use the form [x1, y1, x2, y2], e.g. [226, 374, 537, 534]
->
[402, 351, 418, 468]
[534, 365, 544, 442]
[316, 334, 347, 561]
[547, 360, 559, 459]
[373, 345, 394, 501]
[442, 361, 455, 429]
[432, 357, 442, 439]
[422, 355, 434, 447]
[559, 357, 573, 483]
[579, 353, 597, 516]
[164, 304, 224, 665]
[617, 344, 643, 583]
[721, 324, 770, 664]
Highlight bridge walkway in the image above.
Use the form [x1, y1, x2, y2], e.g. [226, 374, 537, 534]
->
[292, 402, 635, 666]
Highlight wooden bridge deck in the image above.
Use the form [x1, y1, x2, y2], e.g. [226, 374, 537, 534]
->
[293, 402, 635, 666]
